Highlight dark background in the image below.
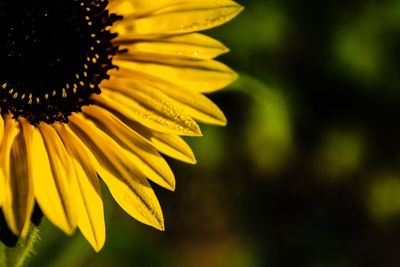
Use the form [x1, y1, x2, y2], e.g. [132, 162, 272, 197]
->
[30, 0, 400, 266]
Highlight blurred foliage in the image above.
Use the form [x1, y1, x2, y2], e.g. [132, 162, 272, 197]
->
[368, 173, 400, 223]
[312, 127, 365, 181]
[28, 0, 400, 267]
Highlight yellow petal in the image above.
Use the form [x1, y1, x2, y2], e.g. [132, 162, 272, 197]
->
[100, 167, 165, 230]
[55, 124, 105, 252]
[75, 159, 105, 252]
[32, 124, 78, 234]
[101, 79, 208, 132]
[92, 92, 201, 136]
[108, 0, 166, 17]
[0, 116, 5, 206]
[69, 114, 164, 230]
[103, 75, 227, 125]
[83, 105, 175, 190]
[119, 33, 228, 60]
[102, 86, 200, 137]
[151, 132, 196, 164]
[113, 0, 243, 39]
[0, 116, 22, 235]
[113, 58, 237, 93]
[3, 119, 35, 237]
[0, 116, 16, 164]
[106, 114, 197, 164]
[0, 115, 4, 145]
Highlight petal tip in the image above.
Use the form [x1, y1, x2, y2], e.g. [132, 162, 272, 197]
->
[92, 242, 105, 253]
[158, 223, 165, 231]
[187, 156, 197, 165]
[170, 182, 176, 192]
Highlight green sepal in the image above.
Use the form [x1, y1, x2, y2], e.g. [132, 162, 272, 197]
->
[0, 225, 40, 267]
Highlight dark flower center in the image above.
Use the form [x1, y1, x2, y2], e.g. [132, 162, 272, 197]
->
[0, 0, 121, 124]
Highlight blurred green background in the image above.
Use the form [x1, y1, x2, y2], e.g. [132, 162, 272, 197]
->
[29, 0, 400, 266]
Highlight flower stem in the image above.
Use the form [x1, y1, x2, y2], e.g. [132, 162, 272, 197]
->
[0, 226, 40, 267]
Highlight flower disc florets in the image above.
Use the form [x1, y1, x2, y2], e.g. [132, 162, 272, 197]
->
[0, 0, 121, 124]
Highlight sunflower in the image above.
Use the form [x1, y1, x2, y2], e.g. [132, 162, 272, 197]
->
[0, 0, 242, 251]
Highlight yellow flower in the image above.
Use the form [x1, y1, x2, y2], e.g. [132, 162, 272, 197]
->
[0, 0, 242, 251]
